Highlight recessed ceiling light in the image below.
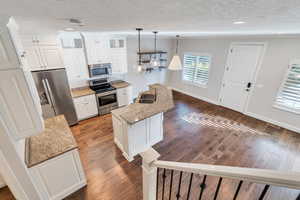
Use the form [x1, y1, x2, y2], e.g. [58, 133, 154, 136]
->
[64, 28, 75, 31]
[233, 21, 246, 25]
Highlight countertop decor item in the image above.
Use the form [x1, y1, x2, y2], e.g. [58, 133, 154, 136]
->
[168, 35, 182, 70]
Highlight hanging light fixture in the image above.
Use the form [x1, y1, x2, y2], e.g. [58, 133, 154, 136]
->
[136, 28, 143, 72]
[150, 31, 160, 68]
[168, 35, 182, 70]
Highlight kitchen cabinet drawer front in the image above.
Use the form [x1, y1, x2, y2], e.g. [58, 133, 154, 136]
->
[29, 150, 86, 200]
[0, 69, 44, 140]
[74, 94, 98, 120]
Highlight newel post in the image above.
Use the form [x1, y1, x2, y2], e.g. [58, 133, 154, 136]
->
[140, 148, 160, 200]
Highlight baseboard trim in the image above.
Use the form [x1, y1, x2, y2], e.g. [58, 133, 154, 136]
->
[52, 180, 87, 200]
[170, 86, 300, 134]
[169, 87, 219, 105]
[0, 182, 6, 188]
[245, 112, 300, 133]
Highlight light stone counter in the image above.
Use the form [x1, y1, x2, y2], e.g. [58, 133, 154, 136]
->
[25, 115, 78, 168]
[71, 86, 95, 98]
[111, 83, 174, 124]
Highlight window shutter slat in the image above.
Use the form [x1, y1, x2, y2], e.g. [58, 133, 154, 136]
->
[182, 54, 211, 86]
[275, 61, 300, 113]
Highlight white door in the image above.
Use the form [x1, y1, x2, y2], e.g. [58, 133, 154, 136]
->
[220, 44, 264, 113]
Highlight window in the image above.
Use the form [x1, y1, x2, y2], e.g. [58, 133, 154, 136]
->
[274, 60, 300, 114]
[182, 53, 211, 86]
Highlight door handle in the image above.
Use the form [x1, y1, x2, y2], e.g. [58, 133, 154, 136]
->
[246, 82, 252, 92]
[247, 82, 252, 88]
[43, 78, 57, 115]
[42, 79, 54, 107]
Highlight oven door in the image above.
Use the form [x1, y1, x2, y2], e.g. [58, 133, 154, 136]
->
[98, 93, 117, 106]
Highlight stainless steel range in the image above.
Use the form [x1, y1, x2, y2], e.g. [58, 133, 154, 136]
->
[89, 78, 118, 115]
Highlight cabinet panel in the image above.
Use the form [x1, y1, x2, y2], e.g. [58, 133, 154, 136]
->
[0, 28, 19, 70]
[39, 45, 64, 70]
[148, 113, 163, 145]
[29, 150, 86, 200]
[73, 95, 98, 120]
[23, 45, 43, 71]
[0, 69, 44, 140]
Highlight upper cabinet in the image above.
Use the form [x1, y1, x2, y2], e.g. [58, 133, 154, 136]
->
[20, 35, 64, 71]
[0, 24, 44, 140]
[82, 33, 128, 74]
[0, 28, 20, 70]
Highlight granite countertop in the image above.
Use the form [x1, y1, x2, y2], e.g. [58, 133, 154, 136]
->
[111, 84, 174, 124]
[71, 86, 95, 98]
[25, 115, 78, 168]
[111, 81, 131, 89]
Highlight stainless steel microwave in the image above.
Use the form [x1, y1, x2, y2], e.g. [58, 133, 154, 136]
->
[88, 63, 112, 78]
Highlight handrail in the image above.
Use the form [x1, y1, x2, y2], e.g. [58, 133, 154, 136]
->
[153, 160, 300, 190]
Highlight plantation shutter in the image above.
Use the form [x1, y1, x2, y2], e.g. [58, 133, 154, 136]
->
[274, 60, 300, 113]
[183, 54, 211, 86]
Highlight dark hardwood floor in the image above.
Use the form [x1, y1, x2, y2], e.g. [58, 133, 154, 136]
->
[1, 91, 300, 200]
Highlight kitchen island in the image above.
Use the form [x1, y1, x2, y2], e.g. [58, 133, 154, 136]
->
[111, 84, 174, 161]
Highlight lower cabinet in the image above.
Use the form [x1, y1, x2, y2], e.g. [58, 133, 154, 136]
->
[73, 94, 98, 121]
[29, 149, 86, 200]
[112, 112, 163, 161]
[116, 86, 133, 107]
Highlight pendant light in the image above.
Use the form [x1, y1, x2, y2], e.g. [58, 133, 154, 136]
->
[168, 35, 182, 70]
[136, 28, 143, 72]
[150, 31, 160, 67]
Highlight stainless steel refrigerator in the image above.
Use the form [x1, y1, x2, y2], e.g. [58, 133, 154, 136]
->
[31, 68, 78, 125]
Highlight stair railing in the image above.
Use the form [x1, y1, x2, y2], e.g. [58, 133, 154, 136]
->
[140, 148, 300, 200]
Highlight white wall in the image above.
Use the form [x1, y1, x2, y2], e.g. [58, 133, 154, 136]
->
[166, 36, 300, 133]
[123, 37, 173, 98]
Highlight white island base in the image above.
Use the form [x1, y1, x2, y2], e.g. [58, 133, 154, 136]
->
[112, 113, 163, 162]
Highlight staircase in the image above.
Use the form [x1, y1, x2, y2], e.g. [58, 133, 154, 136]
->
[140, 148, 300, 200]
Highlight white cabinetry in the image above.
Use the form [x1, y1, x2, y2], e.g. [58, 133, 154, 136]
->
[73, 94, 98, 120]
[29, 149, 86, 200]
[117, 86, 133, 107]
[0, 27, 44, 140]
[82, 33, 111, 65]
[112, 113, 163, 161]
[0, 28, 20, 70]
[82, 33, 128, 73]
[0, 69, 44, 140]
[21, 35, 64, 71]
[109, 37, 127, 73]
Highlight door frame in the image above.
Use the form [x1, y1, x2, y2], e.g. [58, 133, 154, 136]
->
[218, 42, 267, 113]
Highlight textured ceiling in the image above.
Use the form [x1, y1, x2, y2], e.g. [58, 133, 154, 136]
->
[2, 0, 300, 36]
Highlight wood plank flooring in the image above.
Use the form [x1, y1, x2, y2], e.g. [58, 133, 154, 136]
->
[1, 91, 300, 200]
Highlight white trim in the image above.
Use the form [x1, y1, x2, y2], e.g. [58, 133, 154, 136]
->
[245, 111, 300, 133]
[169, 86, 219, 105]
[218, 42, 267, 113]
